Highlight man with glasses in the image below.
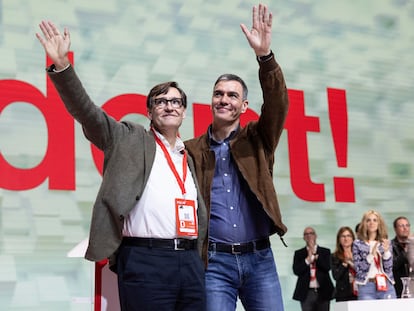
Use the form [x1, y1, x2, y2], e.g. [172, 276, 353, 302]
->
[36, 20, 207, 311]
[391, 216, 412, 297]
[292, 227, 334, 311]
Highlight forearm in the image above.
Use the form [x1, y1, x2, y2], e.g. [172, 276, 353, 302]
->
[48, 65, 116, 149]
[257, 54, 289, 150]
[47, 65, 94, 121]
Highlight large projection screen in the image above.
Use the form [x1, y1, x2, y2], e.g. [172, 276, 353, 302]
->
[1, 0, 414, 310]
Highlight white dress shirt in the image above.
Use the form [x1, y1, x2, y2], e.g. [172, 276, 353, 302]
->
[122, 131, 198, 238]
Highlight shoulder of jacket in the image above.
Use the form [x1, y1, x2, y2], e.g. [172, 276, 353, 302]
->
[121, 120, 145, 130]
[185, 134, 208, 147]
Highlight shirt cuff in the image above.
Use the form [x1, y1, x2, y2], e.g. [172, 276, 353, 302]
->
[53, 63, 71, 73]
[383, 250, 392, 260]
[256, 50, 274, 63]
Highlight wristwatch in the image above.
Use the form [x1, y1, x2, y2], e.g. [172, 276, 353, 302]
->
[257, 50, 274, 62]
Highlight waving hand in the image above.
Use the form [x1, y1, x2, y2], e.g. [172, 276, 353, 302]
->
[36, 20, 71, 70]
[240, 4, 272, 57]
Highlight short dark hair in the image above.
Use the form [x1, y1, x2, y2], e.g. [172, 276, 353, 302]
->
[214, 74, 248, 100]
[393, 216, 409, 229]
[146, 81, 187, 109]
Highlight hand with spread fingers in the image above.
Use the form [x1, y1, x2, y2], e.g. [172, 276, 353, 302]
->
[36, 20, 71, 70]
[240, 3, 272, 57]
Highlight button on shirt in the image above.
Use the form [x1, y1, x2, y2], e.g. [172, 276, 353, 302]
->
[208, 127, 272, 243]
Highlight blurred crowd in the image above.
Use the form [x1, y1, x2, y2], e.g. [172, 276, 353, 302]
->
[292, 210, 414, 310]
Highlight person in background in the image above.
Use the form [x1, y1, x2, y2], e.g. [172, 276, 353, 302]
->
[353, 210, 396, 300]
[184, 3, 288, 310]
[391, 216, 411, 297]
[36, 21, 208, 311]
[331, 226, 358, 301]
[355, 223, 360, 234]
[292, 227, 334, 311]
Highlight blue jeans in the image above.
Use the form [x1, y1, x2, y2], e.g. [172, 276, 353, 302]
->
[357, 280, 396, 300]
[206, 247, 284, 311]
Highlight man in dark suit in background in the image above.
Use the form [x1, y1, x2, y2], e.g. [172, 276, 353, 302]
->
[293, 227, 334, 311]
[391, 216, 411, 297]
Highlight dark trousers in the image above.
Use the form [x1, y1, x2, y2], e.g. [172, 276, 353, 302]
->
[300, 289, 330, 311]
[116, 244, 206, 311]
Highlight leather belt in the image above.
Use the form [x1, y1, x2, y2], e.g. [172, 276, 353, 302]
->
[122, 237, 197, 251]
[208, 238, 270, 254]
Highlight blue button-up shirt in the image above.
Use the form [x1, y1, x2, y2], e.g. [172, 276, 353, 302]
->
[208, 127, 272, 243]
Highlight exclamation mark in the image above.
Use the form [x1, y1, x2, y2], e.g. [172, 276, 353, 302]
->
[327, 88, 355, 202]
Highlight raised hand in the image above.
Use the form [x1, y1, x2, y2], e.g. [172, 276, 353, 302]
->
[240, 3, 272, 57]
[382, 239, 390, 252]
[36, 20, 71, 70]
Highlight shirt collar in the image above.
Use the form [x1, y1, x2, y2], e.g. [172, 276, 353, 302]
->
[152, 128, 185, 153]
[208, 124, 239, 145]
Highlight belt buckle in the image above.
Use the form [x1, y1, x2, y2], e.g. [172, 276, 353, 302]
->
[174, 239, 186, 251]
[231, 243, 241, 255]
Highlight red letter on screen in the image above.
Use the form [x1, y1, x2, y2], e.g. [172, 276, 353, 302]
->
[284, 89, 325, 202]
[0, 54, 75, 190]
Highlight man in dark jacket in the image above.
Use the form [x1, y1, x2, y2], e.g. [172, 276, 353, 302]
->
[293, 227, 334, 311]
[185, 3, 288, 311]
[391, 216, 411, 297]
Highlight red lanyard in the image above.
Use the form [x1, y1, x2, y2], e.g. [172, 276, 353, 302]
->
[151, 128, 187, 195]
[310, 262, 317, 281]
[374, 253, 381, 270]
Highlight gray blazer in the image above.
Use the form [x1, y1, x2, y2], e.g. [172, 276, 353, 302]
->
[48, 65, 208, 268]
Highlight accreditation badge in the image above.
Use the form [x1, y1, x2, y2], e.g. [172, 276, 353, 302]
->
[175, 198, 197, 237]
[375, 274, 388, 291]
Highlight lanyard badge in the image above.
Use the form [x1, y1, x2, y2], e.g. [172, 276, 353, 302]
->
[152, 128, 198, 237]
[375, 274, 388, 291]
[175, 198, 197, 237]
[374, 254, 388, 291]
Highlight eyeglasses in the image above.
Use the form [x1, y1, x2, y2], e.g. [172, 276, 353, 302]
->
[340, 234, 353, 238]
[397, 224, 411, 228]
[304, 232, 315, 236]
[152, 97, 183, 109]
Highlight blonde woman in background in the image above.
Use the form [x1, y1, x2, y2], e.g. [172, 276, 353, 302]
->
[331, 226, 358, 301]
[353, 210, 396, 300]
